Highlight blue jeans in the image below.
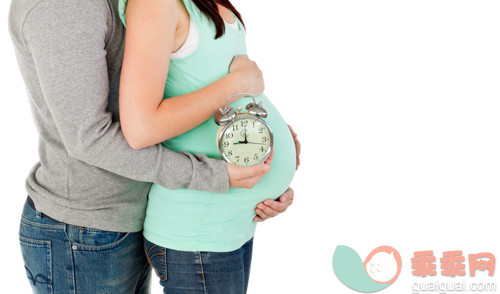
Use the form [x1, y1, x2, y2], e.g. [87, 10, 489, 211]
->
[19, 198, 151, 294]
[144, 238, 253, 294]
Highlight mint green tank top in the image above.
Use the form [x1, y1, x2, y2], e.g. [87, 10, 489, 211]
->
[119, 0, 296, 252]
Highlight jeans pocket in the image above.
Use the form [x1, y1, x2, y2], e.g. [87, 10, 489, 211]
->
[69, 226, 130, 251]
[144, 239, 167, 281]
[19, 236, 53, 294]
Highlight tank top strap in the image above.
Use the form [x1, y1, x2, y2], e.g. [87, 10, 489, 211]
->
[180, 0, 208, 28]
[180, 0, 195, 15]
[183, 0, 209, 22]
[180, 0, 219, 43]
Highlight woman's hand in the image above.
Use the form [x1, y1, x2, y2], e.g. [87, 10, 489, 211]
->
[227, 149, 273, 188]
[288, 124, 301, 170]
[229, 55, 265, 96]
[254, 188, 295, 222]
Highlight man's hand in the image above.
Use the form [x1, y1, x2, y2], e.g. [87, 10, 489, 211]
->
[254, 188, 295, 222]
[227, 149, 274, 189]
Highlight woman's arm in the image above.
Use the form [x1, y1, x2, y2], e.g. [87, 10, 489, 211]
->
[120, 0, 264, 150]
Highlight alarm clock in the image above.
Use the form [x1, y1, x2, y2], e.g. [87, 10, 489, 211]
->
[214, 93, 273, 166]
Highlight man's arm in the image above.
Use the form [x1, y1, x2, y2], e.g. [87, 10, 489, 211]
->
[21, 0, 228, 192]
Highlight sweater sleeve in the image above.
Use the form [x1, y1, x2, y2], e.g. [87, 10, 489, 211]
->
[22, 0, 229, 193]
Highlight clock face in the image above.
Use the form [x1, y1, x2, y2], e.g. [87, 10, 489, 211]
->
[218, 115, 273, 166]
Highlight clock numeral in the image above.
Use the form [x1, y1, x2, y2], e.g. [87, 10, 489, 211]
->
[262, 137, 267, 143]
[240, 120, 248, 127]
[232, 125, 239, 131]
[228, 150, 233, 156]
[223, 141, 229, 148]
[260, 146, 265, 152]
[254, 154, 259, 160]
[235, 156, 240, 162]
[259, 127, 265, 134]
[244, 157, 250, 164]
[225, 133, 233, 139]
[252, 121, 256, 128]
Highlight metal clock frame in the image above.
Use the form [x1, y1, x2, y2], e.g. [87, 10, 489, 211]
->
[217, 113, 274, 166]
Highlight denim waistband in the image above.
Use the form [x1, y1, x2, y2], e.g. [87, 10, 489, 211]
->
[27, 196, 59, 222]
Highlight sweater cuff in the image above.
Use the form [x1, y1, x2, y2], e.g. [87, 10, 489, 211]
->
[187, 153, 229, 193]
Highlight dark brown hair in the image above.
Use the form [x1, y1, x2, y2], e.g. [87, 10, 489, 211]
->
[191, 0, 245, 39]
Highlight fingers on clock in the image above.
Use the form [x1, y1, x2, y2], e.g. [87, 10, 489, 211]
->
[242, 174, 265, 189]
[264, 148, 274, 165]
[240, 163, 270, 179]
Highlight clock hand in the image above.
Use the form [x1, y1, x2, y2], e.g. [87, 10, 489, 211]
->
[245, 141, 267, 145]
[233, 126, 250, 145]
[243, 125, 248, 144]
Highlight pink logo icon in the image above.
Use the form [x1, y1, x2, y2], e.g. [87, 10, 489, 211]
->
[364, 246, 403, 284]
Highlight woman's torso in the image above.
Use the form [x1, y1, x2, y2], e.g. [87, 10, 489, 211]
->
[120, 0, 296, 252]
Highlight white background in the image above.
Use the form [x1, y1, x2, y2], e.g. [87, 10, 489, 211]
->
[1, 0, 499, 293]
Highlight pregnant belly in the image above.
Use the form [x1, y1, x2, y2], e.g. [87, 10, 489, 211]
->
[146, 95, 295, 250]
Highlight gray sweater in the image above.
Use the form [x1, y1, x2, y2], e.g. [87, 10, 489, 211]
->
[8, 0, 229, 232]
